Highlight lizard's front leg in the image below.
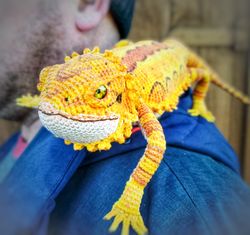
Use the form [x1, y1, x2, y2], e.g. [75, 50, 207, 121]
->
[104, 102, 166, 235]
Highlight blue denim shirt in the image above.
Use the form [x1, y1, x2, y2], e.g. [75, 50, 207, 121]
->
[0, 90, 250, 235]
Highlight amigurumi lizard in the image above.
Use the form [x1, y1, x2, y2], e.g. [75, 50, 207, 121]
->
[17, 39, 250, 235]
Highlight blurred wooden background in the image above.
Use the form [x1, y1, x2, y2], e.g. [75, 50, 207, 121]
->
[0, 0, 249, 182]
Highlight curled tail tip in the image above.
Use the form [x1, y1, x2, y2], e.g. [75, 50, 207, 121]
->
[232, 94, 250, 105]
[236, 94, 250, 105]
[244, 97, 250, 105]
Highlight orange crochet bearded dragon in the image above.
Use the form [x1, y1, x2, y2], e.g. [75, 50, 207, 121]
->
[17, 39, 250, 235]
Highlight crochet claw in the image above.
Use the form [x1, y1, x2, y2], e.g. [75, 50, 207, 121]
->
[64, 140, 71, 145]
[188, 103, 215, 122]
[104, 203, 148, 235]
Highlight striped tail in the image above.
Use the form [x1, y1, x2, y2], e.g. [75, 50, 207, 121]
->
[211, 77, 250, 105]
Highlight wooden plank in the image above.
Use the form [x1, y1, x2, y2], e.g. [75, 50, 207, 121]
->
[201, 0, 234, 27]
[170, 0, 201, 27]
[236, 0, 250, 183]
[243, 52, 250, 183]
[129, 0, 170, 40]
[200, 48, 233, 139]
[170, 28, 249, 50]
[229, 52, 246, 160]
[233, 0, 249, 51]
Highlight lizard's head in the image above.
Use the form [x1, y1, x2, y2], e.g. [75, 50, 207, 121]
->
[38, 48, 137, 152]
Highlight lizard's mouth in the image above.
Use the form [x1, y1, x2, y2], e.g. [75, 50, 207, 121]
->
[38, 102, 120, 143]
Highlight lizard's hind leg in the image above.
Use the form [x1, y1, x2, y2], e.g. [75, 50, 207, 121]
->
[188, 68, 215, 122]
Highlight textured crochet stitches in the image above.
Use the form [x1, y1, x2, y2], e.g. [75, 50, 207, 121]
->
[17, 39, 250, 235]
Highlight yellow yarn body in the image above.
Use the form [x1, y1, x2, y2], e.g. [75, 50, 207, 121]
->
[17, 38, 250, 235]
[112, 39, 191, 115]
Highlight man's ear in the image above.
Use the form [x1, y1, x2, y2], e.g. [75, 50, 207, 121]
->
[75, 0, 110, 32]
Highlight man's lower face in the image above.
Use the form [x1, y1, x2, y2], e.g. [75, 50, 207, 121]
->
[0, 0, 81, 120]
[0, 0, 119, 121]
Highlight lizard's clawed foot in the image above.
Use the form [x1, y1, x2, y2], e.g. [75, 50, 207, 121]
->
[104, 202, 148, 235]
[188, 103, 215, 122]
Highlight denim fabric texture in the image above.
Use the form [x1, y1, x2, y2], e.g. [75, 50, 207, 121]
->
[0, 89, 250, 235]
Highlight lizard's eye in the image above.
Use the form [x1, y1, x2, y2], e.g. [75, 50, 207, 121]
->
[64, 97, 69, 102]
[94, 85, 107, 99]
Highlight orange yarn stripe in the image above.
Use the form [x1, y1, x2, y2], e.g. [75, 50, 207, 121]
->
[122, 42, 169, 72]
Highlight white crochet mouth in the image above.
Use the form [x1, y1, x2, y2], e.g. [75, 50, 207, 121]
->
[38, 103, 119, 143]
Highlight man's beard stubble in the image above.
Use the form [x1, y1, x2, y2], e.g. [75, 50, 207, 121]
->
[0, 12, 68, 121]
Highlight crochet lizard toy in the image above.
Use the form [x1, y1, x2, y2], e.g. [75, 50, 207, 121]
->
[17, 39, 250, 235]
